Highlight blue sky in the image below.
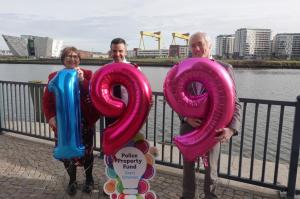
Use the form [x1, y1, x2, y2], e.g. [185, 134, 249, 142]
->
[0, 0, 299, 52]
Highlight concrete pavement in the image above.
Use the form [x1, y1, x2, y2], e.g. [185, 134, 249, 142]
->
[0, 132, 280, 199]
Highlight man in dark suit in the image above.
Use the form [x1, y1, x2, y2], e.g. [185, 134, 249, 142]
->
[180, 32, 241, 199]
[100, 38, 139, 159]
[104, 38, 139, 126]
[104, 38, 126, 127]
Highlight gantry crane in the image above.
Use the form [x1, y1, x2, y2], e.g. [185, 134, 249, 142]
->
[139, 31, 162, 50]
[171, 32, 190, 45]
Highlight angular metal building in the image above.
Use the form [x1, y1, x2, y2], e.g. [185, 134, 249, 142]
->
[2, 34, 63, 58]
[2, 35, 29, 56]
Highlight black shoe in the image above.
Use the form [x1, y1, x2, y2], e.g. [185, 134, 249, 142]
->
[67, 181, 77, 196]
[82, 180, 94, 193]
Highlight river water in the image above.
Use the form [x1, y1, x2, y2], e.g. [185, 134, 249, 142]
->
[1, 63, 300, 164]
[1, 63, 300, 100]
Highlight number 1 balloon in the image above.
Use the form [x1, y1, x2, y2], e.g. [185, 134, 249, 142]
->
[48, 69, 85, 160]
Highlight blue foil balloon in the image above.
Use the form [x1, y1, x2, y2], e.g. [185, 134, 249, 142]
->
[48, 68, 85, 160]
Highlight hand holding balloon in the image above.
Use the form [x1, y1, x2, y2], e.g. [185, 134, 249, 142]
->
[75, 67, 84, 82]
[48, 68, 85, 160]
[163, 58, 235, 161]
[185, 118, 202, 128]
[48, 116, 56, 131]
[215, 128, 235, 143]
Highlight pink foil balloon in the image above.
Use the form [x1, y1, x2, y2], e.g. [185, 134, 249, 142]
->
[164, 58, 235, 161]
[90, 63, 152, 155]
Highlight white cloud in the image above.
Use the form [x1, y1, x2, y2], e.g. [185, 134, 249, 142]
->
[0, 0, 299, 52]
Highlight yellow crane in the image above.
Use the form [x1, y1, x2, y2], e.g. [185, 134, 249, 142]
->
[171, 32, 190, 45]
[139, 31, 162, 50]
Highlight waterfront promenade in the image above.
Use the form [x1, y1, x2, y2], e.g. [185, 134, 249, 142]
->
[0, 132, 280, 199]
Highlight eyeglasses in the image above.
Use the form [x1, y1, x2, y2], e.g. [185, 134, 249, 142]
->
[65, 55, 79, 60]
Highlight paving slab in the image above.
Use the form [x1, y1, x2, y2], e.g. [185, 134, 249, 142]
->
[0, 132, 280, 199]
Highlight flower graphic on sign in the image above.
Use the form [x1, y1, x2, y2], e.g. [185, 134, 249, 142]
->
[103, 133, 156, 199]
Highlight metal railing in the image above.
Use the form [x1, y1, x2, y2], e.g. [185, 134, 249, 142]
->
[0, 80, 299, 198]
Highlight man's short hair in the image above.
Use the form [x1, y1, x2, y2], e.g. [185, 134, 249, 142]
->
[110, 38, 126, 49]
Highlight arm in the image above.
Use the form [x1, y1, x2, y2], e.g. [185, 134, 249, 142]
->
[79, 68, 91, 97]
[216, 64, 242, 142]
[226, 64, 242, 134]
[80, 68, 101, 127]
[42, 72, 57, 130]
[178, 81, 204, 128]
[120, 63, 141, 104]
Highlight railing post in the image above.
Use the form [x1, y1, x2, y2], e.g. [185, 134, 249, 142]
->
[0, 87, 2, 133]
[0, 103, 2, 133]
[287, 95, 300, 198]
[28, 81, 45, 123]
[99, 117, 105, 159]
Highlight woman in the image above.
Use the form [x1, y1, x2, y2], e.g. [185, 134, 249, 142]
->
[43, 47, 100, 195]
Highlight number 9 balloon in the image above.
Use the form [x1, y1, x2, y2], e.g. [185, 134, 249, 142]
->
[48, 69, 85, 160]
[90, 63, 152, 156]
[164, 58, 235, 161]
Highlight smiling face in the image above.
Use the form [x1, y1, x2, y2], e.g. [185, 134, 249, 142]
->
[110, 43, 127, 63]
[63, 51, 80, 69]
[60, 47, 81, 69]
[189, 33, 211, 58]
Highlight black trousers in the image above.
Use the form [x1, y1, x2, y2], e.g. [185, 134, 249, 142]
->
[62, 122, 95, 183]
